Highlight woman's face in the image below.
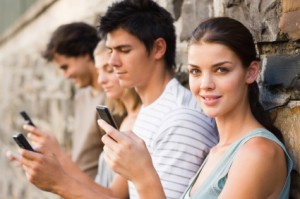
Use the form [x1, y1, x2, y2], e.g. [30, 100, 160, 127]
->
[188, 42, 257, 118]
[95, 52, 124, 99]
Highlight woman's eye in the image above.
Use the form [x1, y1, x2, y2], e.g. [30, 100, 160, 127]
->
[189, 68, 200, 75]
[216, 67, 228, 73]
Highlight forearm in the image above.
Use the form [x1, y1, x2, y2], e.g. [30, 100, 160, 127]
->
[133, 166, 166, 199]
[53, 171, 114, 199]
[58, 151, 94, 184]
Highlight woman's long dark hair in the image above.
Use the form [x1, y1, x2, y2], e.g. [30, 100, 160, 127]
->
[189, 17, 284, 142]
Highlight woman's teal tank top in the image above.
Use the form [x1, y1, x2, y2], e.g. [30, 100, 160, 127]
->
[181, 128, 293, 199]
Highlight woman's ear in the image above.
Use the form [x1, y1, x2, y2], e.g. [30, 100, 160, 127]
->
[246, 61, 260, 84]
[152, 38, 167, 60]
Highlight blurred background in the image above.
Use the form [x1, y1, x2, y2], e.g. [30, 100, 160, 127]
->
[0, 0, 299, 198]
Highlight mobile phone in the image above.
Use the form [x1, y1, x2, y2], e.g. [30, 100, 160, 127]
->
[12, 133, 35, 152]
[20, 111, 36, 127]
[96, 105, 118, 130]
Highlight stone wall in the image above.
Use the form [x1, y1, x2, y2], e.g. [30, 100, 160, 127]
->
[0, 0, 299, 198]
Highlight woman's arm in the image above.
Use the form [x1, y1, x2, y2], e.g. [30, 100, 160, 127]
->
[219, 137, 287, 199]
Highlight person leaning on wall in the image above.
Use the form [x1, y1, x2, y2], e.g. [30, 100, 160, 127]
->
[7, 22, 109, 180]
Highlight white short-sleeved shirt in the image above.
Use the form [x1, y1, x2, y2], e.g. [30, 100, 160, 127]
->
[128, 78, 219, 199]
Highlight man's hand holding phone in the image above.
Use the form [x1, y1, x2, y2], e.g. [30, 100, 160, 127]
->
[98, 118, 153, 183]
[96, 105, 119, 130]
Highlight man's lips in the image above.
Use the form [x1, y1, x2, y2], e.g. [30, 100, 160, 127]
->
[115, 71, 127, 75]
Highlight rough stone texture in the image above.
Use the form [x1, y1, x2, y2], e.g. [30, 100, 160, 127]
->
[279, 10, 300, 40]
[216, 0, 282, 42]
[179, 0, 214, 41]
[273, 107, 300, 199]
[0, 0, 299, 198]
[281, 0, 300, 12]
[260, 54, 300, 89]
[279, 0, 300, 40]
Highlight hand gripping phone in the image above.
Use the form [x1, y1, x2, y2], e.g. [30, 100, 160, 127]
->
[12, 133, 35, 152]
[20, 111, 36, 127]
[96, 105, 118, 130]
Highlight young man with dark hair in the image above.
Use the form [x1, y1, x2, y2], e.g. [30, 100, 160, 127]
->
[6, 22, 106, 180]
[45, 22, 106, 179]
[18, 1, 218, 199]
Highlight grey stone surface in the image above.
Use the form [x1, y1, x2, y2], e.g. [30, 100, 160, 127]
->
[219, 0, 282, 42]
[179, 0, 213, 41]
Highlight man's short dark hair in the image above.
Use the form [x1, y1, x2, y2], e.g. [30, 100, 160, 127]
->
[98, 0, 176, 71]
[43, 22, 100, 61]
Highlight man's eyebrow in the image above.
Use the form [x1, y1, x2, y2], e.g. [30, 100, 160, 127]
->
[106, 44, 131, 50]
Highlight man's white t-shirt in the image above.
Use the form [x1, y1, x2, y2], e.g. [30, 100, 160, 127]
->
[128, 78, 219, 199]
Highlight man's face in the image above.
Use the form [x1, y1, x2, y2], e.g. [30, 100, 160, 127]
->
[53, 53, 94, 88]
[106, 28, 155, 89]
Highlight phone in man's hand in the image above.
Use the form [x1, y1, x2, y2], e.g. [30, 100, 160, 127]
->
[96, 105, 119, 130]
[12, 133, 35, 152]
[20, 111, 36, 127]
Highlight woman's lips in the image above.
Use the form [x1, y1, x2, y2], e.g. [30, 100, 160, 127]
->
[201, 95, 221, 106]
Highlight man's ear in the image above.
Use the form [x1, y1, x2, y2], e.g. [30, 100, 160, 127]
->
[246, 61, 260, 84]
[152, 38, 167, 60]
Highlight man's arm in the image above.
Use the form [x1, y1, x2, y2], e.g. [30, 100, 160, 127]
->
[20, 147, 128, 199]
[23, 124, 100, 187]
[100, 119, 166, 199]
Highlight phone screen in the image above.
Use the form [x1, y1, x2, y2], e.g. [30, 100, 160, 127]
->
[12, 133, 35, 152]
[96, 105, 118, 130]
[20, 111, 36, 127]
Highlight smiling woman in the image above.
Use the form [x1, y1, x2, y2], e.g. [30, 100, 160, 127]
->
[181, 17, 293, 199]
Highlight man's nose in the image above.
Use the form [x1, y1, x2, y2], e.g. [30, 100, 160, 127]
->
[109, 51, 121, 68]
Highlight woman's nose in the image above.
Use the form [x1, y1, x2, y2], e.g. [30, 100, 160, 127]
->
[200, 73, 215, 90]
[98, 72, 107, 84]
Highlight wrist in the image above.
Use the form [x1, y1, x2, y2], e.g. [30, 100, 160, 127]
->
[52, 171, 72, 196]
[133, 166, 165, 199]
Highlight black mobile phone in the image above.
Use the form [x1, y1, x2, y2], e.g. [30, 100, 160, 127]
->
[12, 133, 35, 152]
[20, 111, 36, 127]
[96, 105, 118, 130]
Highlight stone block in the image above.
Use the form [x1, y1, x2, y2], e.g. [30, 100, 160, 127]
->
[273, 107, 300, 199]
[259, 54, 300, 110]
[281, 0, 300, 13]
[179, 0, 213, 41]
[279, 10, 300, 40]
[261, 54, 300, 89]
[220, 0, 281, 42]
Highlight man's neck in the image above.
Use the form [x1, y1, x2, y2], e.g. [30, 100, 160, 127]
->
[137, 71, 173, 106]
